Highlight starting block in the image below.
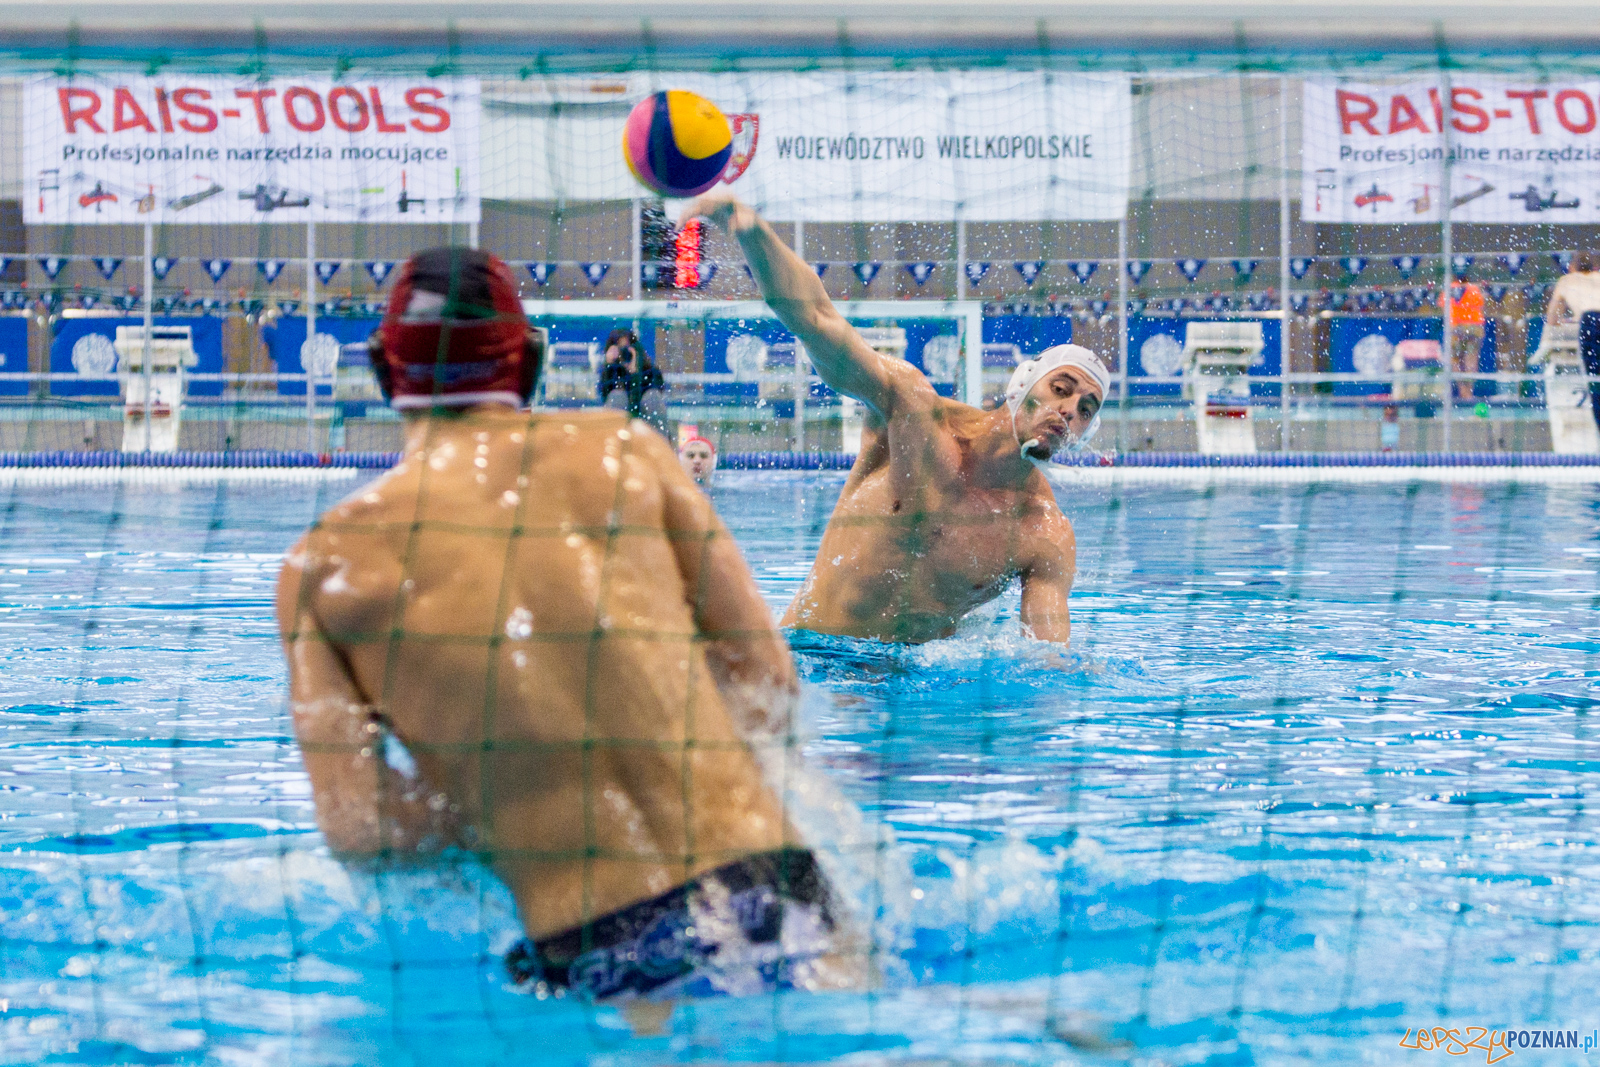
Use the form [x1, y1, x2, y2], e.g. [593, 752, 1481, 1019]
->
[757, 340, 807, 401]
[113, 325, 196, 452]
[1183, 321, 1262, 454]
[334, 341, 385, 402]
[1531, 324, 1599, 454]
[536, 340, 602, 403]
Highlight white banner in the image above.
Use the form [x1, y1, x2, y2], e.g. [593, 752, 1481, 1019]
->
[1302, 78, 1600, 223]
[25, 75, 480, 224]
[483, 72, 1130, 221]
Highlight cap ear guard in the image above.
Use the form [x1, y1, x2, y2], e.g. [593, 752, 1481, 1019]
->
[1004, 358, 1039, 415]
[373, 325, 546, 407]
[1066, 411, 1102, 452]
[367, 330, 393, 402]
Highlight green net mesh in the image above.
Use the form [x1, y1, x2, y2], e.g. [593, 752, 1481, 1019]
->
[6, 47, 1598, 456]
[1, 25, 1598, 1067]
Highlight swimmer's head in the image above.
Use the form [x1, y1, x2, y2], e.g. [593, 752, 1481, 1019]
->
[1004, 344, 1109, 460]
[678, 435, 717, 485]
[369, 247, 546, 411]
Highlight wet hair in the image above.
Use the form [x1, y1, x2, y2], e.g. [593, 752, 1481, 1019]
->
[605, 328, 641, 352]
[406, 246, 502, 319]
[1577, 252, 1599, 274]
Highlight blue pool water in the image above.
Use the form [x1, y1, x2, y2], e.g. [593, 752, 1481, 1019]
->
[0, 471, 1597, 1065]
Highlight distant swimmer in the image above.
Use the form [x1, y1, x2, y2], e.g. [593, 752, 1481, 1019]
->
[685, 193, 1105, 645]
[678, 432, 718, 486]
[277, 247, 847, 1004]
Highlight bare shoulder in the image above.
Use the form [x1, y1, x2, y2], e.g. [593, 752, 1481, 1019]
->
[527, 408, 668, 459]
[274, 496, 363, 639]
[275, 531, 314, 640]
[276, 464, 416, 637]
[545, 408, 631, 434]
[518, 411, 692, 524]
[881, 389, 983, 456]
[940, 397, 994, 435]
[1018, 477, 1075, 561]
[879, 356, 946, 416]
[295, 465, 420, 553]
[323, 463, 413, 522]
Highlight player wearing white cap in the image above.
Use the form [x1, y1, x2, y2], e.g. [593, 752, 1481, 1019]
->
[685, 193, 1107, 645]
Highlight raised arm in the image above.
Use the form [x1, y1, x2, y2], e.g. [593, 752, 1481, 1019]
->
[683, 192, 931, 417]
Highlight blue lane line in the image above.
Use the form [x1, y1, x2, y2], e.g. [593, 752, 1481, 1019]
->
[0, 450, 1597, 470]
[719, 452, 1600, 469]
[0, 451, 399, 469]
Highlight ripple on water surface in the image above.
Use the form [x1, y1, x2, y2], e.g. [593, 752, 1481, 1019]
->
[0, 475, 1595, 1064]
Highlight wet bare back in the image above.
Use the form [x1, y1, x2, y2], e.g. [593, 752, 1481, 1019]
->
[277, 408, 796, 940]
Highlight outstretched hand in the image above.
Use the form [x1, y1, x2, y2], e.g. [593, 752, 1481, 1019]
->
[680, 185, 900, 418]
[677, 191, 755, 234]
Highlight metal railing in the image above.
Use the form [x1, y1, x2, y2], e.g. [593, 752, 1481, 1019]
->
[0, 362, 1583, 455]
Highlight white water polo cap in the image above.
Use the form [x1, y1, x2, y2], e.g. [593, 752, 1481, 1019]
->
[1005, 343, 1111, 456]
[1004, 344, 1112, 417]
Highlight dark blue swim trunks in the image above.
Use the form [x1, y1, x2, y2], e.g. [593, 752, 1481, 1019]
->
[505, 848, 835, 1001]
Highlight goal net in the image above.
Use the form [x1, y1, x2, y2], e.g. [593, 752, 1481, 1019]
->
[0, 23, 1595, 1067]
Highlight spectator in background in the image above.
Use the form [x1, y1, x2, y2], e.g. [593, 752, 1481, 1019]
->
[1494, 286, 1531, 399]
[1439, 279, 1485, 400]
[598, 327, 669, 436]
[1545, 252, 1600, 428]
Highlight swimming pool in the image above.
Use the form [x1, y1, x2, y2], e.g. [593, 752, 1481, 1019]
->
[0, 470, 1596, 1065]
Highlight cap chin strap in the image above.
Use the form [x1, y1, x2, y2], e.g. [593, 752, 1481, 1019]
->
[1011, 401, 1046, 465]
[1010, 400, 1103, 467]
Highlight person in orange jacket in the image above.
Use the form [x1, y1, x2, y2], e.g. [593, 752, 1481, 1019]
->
[1439, 280, 1486, 400]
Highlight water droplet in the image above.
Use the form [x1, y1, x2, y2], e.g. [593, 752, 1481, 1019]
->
[505, 606, 534, 641]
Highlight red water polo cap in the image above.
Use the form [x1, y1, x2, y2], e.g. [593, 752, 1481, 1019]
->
[377, 248, 532, 410]
[679, 434, 716, 453]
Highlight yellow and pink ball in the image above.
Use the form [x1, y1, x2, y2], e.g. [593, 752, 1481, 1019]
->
[623, 90, 733, 198]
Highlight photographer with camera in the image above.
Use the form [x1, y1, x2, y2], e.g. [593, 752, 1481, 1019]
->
[599, 327, 669, 436]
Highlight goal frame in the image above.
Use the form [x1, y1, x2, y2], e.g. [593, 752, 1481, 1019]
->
[522, 298, 987, 406]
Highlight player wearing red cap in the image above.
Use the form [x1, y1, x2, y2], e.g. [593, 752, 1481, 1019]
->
[684, 193, 1101, 645]
[678, 433, 717, 485]
[276, 248, 849, 1005]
